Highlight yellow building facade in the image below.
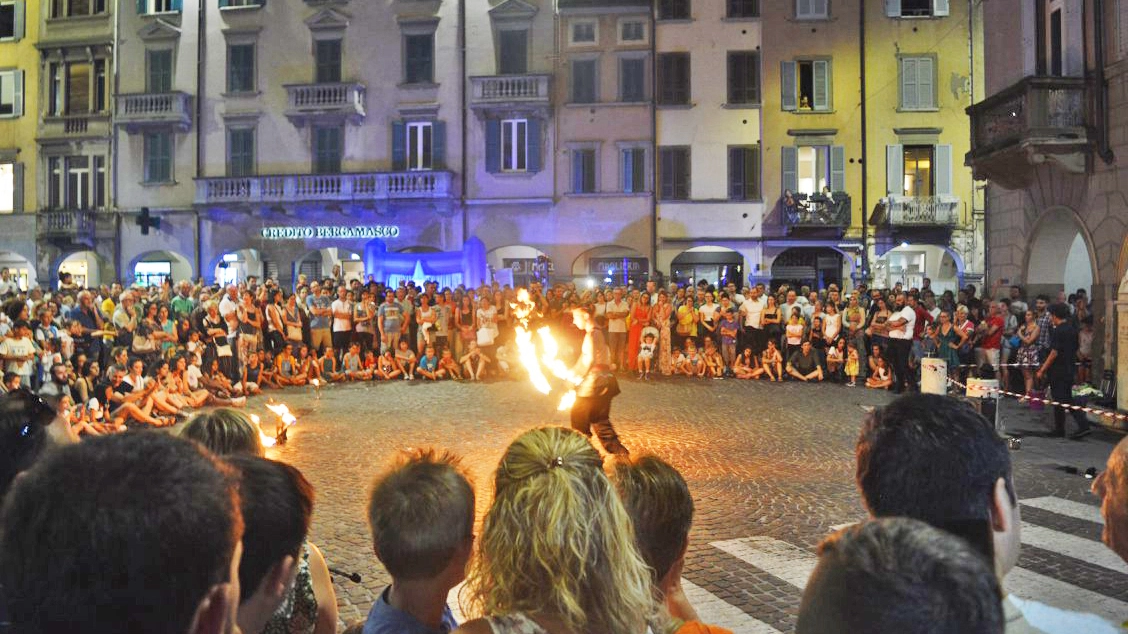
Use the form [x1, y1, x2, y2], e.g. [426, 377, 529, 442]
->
[761, 0, 983, 295]
[0, 0, 41, 287]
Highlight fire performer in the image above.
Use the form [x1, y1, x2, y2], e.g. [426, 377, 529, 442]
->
[570, 305, 629, 457]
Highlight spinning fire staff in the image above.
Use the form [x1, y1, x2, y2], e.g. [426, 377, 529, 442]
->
[569, 305, 630, 457]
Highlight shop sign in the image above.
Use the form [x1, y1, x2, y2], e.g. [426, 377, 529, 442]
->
[260, 225, 401, 240]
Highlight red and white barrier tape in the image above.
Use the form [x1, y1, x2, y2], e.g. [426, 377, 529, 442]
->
[924, 365, 1127, 422]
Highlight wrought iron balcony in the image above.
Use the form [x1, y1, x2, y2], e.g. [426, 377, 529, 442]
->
[115, 92, 193, 133]
[39, 210, 97, 246]
[886, 195, 959, 226]
[283, 83, 366, 126]
[967, 76, 1091, 188]
[470, 74, 551, 106]
[38, 113, 112, 140]
[782, 193, 851, 230]
[195, 171, 453, 205]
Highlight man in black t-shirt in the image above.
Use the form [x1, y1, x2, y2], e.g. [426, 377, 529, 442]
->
[1036, 303, 1091, 439]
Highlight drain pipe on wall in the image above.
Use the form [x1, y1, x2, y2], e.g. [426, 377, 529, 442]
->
[1094, 0, 1116, 164]
[650, 4, 658, 284]
[195, 0, 207, 279]
[459, 0, 468, 244]
[858, 0, 869, 285]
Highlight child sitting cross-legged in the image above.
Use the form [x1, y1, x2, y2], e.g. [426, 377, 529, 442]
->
[417, 346, 442, 381]
[637, 329, 657, 380]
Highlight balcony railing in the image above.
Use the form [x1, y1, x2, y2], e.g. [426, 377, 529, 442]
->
[887, 195, 959, 226]
[283, 83, 366, 126]
[782, 193, 851, 229]
[115, 92, 193, 133]
[39, 113, 112, 139]
[39, 210, 97, 245]
[195, 171, 453, 205]
[967, 76, 1091, 186]
[470, 74, 551, 105]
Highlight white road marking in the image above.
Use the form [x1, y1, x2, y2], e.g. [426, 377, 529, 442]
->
[1022, 496, 1104, 525]
[710, 537, 817, 590]
[1021, 522, 1128, 574]
[682, 580, 784, 634]
[1007, 566, 1128, 624]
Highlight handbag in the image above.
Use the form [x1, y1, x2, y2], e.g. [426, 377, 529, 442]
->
[286, 325, 304, 341]
[476, 327, 496, 346]
[216, 344, 233, 358]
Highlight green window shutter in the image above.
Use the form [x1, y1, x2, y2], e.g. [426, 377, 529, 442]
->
[812, 60, 829, 110]
[781, 146, 798, 194]
[886, 144, 904, 196]
[137, 0, 146, 14]
[432, 121, 446, 169]
[830, 145, 845, 192]
[13, 0, 24, 39]
[781, 61, 797, 111]
[622, 149, 635, 193]
[901, 58, 917, 109]
[218, 0, 229, 7]
[885, 0, 900, 17]
[171, 0, 181, 10]
[933, 0, 949, 16]
[572, 151, 584, 192]
[526, 118, 541, 173]
[485, 119, 501, 174]
[391, 122, 406, 171]
[919, 57, 934, 108]
[935, 144, 952, 195]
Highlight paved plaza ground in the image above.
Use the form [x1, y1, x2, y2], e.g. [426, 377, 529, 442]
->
[248, 377, 1127, 633]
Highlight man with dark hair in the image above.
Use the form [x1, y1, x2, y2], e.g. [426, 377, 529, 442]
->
[856, 393, 1114, 632]
[223, 455, 333, 634]
[0, 388, 54, 500]
[797, 518, 1004, 634]
[364, 449, 474, 634]
[884, 292, 916, 393]
[0, 432, 243, 634]
[1036, 303, 1092, 439]
[570, 304, 628, 456]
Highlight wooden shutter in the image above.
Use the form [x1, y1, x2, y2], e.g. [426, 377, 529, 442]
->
[813, 60, 829, 110]
[728, 147, 744, 200]
[781, 146, 798, 195]
[622, 149, 634, 192]
[170, 0, 181, 10]
[830, 145, 845, 192]
[432, 121, 446, 169]
[935, 144, 952, 195]
[886, 144, 904, 196]
[676, 149, 689, 199]
[933, 0, 949, 16]
[12, 162, 22, 213]
[526, 118, 541, 173]
[11, 0, 23, 39]
[885, 0, 900, 17]
[781, 61, 797, 110]
[901, 58, 918, 109]
[391, 122, 406, 171]
[918, 57, 934, 108]
[572, 151, 584, 193]
[485, 119, 501, 173]
[12, 70, 21, 117]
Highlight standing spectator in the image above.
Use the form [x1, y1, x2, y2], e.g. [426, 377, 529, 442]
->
[218, 284, 240, 319]
[379, 290, 406, 354]
[884, 293, 916, 394]
[739, 285, 767, 355]
[626, 293, 651, 372]
[975, 301, 1004, 372]
[866, 295, 892, 352]
[0, 320, 36, 389]
[283, 293, 306, 349]
[653, 290, 674, 376]
[171, 280, 197, 319]
[454, 294, 475, 360]
[1033, 295, 1052, 359]
[331, 286, 354, 358]
[674, 294, 697, 353]
[1036, 303, 1092, 439]
[605, 288, 630, 372]
[307, 286, 333, 356]
[416, 294, 437, 353]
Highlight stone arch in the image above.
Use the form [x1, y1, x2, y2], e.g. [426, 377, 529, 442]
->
[1022, 206, 1097, 299]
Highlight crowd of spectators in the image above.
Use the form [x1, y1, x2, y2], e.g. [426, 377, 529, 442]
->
[0, 266, 1097, 439]
[7, 384, 1128, 633]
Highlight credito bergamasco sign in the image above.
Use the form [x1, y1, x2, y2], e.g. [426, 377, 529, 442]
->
[261, 225, 400, 240]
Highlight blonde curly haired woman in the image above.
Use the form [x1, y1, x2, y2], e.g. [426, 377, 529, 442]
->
[456, 426, 655, 634]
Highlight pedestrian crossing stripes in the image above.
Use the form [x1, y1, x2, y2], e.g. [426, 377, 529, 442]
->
[1022, 495, 1105, 524]
[444, 496, 1123, 634]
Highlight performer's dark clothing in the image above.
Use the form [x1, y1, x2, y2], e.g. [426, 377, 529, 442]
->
[571, 328, 629, 456]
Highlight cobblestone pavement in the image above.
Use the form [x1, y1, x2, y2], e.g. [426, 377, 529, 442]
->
[248, 377, 1126, 633]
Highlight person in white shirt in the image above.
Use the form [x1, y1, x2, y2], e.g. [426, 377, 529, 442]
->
[331, 286, 354, 357]
[739, 285, 767, 355]
[218, 285, 240, 319]
[0, 320, 36, 387]
[0, 268, 16, 297]
[884, 292, 917, 394]
[604, 288, 630, 371]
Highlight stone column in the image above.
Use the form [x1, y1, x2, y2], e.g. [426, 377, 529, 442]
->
[1117, 271, 1128, 413]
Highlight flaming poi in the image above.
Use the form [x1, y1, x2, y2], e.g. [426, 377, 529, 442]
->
[264, 401, 298, 444]
[511, 289, 581, 411]
[249, 413, 277, 449]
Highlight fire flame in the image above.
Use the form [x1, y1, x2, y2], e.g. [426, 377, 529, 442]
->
[511, 289, 579, 411]
[250, 413, 276, 448]
[266, 402, 298, 427]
